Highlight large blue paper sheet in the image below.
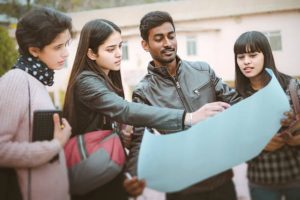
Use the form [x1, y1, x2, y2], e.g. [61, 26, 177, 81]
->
[137, 69, 290, 192]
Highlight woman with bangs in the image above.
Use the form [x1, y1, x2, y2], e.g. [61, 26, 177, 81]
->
[234, 31, 300, 200]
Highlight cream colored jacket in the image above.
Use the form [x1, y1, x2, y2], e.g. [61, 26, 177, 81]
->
[0, 69, 69, 200]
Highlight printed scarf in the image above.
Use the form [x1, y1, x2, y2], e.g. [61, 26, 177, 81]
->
[13, 55, 55, 86]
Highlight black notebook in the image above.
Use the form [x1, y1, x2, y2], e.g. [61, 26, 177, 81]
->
[32, 110, 62, 162]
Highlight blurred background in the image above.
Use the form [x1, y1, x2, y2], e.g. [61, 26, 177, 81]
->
[1, 0, 300, 106]
[1, 0, 300, 199]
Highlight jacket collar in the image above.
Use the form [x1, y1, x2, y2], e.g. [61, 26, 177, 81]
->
[148, 56, 182, 78]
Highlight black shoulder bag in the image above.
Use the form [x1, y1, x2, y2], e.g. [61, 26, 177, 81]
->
[0, 168, 22, 199]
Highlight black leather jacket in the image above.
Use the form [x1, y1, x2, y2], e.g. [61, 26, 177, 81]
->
[126, 58, 242, 194]
[72, 70, 185, 136]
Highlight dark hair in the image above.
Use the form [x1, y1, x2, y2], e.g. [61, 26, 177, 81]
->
[139, 11, 175, 41]
[234, 31, 290, 97]
[63, 19, 124, 131]
[15, 7, 72, 56]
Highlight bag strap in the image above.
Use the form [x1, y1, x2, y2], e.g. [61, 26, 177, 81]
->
[77, 135, 88, 160]
[289, 79, 300, 114]
[27, 76, 32, 200]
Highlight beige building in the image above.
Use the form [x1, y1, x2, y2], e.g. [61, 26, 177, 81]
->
[50, 0, 300, 106]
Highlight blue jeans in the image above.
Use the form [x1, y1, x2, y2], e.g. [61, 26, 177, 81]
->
[249, 184, 300, 200]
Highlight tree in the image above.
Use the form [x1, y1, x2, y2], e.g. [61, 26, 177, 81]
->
[33, 0, 177, 12]
[0, 0, 29, 19]
[0, 26, 18, 76]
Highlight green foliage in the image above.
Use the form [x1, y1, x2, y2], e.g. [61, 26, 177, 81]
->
[1, 0, 178, 14]
[31, 0, 176, 12]
[0, 2, 29, 19]
[0, 26, 18, 76]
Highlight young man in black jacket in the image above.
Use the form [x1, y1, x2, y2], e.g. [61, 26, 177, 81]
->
[124, 11, 241, 200]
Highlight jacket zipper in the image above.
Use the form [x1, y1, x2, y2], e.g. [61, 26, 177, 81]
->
[172, 76, 193, 112]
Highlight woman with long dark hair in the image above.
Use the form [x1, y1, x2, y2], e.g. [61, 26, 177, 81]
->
[234, 31, 300, 200]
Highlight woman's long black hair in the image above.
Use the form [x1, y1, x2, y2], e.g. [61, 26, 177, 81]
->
[63, 19, 124, 132]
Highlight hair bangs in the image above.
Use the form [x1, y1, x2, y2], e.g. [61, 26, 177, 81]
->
[234, 34, 262, 55]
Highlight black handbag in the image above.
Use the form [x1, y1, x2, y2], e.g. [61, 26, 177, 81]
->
[0, 167, 22, 200]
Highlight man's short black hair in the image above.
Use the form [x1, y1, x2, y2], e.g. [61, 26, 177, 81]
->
[139, 11, 175, 41]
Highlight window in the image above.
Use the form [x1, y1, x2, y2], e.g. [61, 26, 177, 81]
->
[122, 41, 129, 60]
[186, 36, 197, 56]
[264, 31, 282, 51]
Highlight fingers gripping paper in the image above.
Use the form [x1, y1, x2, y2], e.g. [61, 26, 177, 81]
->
[137, 69, 290, 192]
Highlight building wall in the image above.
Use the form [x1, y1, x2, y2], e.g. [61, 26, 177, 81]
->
[115, 10, 300, 98]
